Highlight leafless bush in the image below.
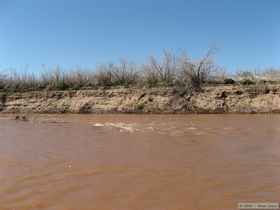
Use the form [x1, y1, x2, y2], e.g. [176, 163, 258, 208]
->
[208, 67, 227, 83]
[236, 70, 257, 81]
[64, 70, 94, 89]
[111, 60, 139, 86]
[94, 64, 115, 87]
[261, 68, 280, 82]
[178, 48, 218, 90]
[234, 68, 280, 85]
[94, 60, 139, 87]
[1, 71, 41, 91]
[143, 50, 178, 87]
[39, 68, 69, 90]
[3, 49, 276, 92]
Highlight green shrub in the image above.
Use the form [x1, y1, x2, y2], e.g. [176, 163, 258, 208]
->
[224, 78, 236, 84]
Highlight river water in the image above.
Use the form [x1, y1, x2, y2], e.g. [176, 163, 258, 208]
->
[0, 114, 280, 210]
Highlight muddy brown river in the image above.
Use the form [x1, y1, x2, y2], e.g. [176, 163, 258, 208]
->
[0, 114, 280, 210]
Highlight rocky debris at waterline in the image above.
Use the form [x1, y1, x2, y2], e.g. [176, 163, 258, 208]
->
[14, 115, 28, 121]
[1, 85, 280, 114]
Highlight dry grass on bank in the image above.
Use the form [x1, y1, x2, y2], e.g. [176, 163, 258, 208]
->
[1, 50, 280, 93]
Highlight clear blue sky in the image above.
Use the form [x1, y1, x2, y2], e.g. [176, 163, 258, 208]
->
[0, 0, 279, 72]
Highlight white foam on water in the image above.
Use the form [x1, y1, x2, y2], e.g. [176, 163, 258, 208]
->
[93, 122, 139, 133]
[187, 127, 197, 130]
[93, 123, 105, 127]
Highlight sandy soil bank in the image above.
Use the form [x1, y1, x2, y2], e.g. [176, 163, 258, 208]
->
[1, 85, 280, 114]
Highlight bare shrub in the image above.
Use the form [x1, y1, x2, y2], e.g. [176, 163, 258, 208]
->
[261, 68, 280, 82]
[143, 50, 178, 87]
[208, 67, 227, 84]
[3, 48, 277, 92]
[94, 64, 115, 87]
[1, 70, 40, 92]
[236, 70, 257, 81]
[178, 48, 218, 91]
[111, 60, 139, 86]
[63, 70, 95, 89]
[40, 68, 69, 90]
[0, 74, 5, 89]
[94, 60, 139, 87]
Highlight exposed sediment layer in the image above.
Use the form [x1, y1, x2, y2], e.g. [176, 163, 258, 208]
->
[1, 85, 280, 114]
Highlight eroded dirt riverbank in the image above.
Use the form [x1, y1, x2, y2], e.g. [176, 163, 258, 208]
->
[0, 114, 280, 210]
[1, 85, 280, 114]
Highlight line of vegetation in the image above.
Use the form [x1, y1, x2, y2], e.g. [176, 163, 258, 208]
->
[1, 49, 280, 93]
